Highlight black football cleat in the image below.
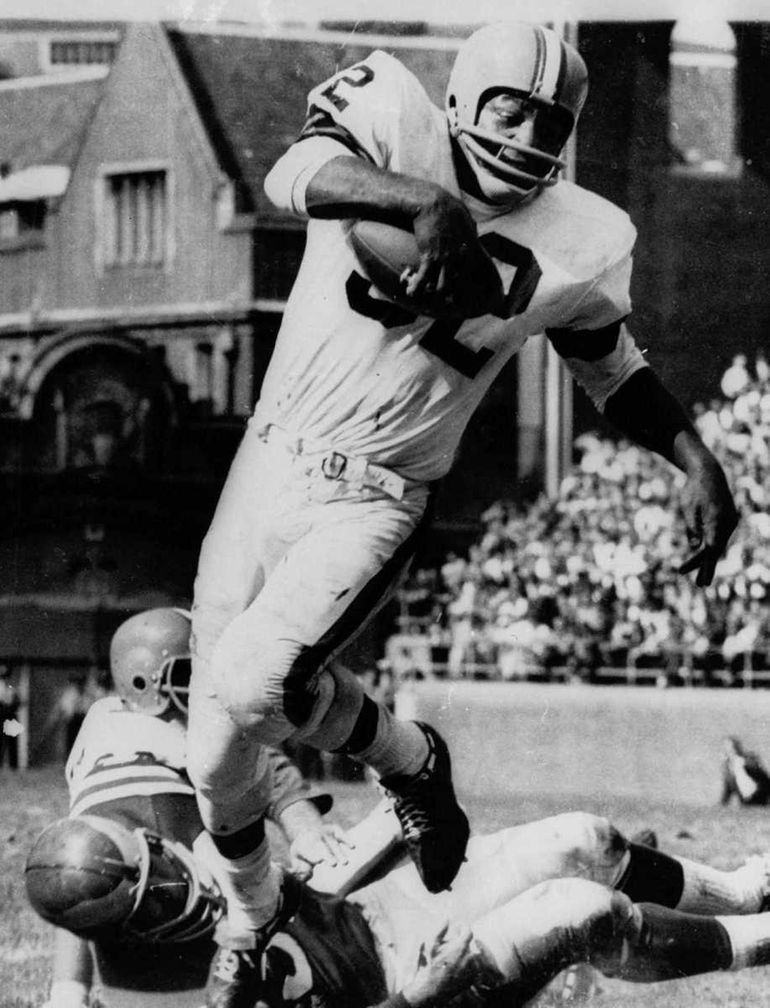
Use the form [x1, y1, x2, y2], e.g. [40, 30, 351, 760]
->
[205, 872, 302, 1008]
[380, 721, 469, 893]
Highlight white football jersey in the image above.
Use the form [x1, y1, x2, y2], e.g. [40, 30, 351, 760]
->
[65, 697, 322, 821]
[65, 696, 191, 817]
[262, 50, 646, 482]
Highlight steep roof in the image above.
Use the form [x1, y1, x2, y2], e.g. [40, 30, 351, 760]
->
[165, 26, 458, 225]
[0, 70, 105, 178]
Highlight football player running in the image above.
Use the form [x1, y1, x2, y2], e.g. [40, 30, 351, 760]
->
[189, 21, 738, 1006]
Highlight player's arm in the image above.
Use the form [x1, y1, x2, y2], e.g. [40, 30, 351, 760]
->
[547, 318, 737, 587]
[263, 746, 350, 879]
[602, 367, 737, 587]
[267, 146, 479, 299]
[45, 928, 92, 1008]
[263, 50, 481, 298]
[279, 796, 352, 881]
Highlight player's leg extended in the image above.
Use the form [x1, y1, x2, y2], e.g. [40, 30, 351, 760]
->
[462, 878, 639, 1004]
[188, 422, 305, 954]
[421, 811, 770, 921]
[199, 483, 432, 748]
[483, 811, 770, 918]
[468, 882, 770, 997]
[612, 832, 770, 915]
[187, 673, 278, 943]
[202, 483, 468, 894]
[403, 812, 636, 925]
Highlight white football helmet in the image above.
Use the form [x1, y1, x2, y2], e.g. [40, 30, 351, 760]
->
[446, 22, 588, 206]
[110, 607, 192, 716]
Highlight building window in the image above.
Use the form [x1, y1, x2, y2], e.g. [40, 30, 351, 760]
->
[669, 20, 739, 175]
[0, 201, 45, 240]
[102, 170, 168, 266]
[49, 40, 117, 66]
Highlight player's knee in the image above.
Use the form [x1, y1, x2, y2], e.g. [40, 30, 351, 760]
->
[209, 624, 299, 733]
[518, 878, 636, 970]
[559, 878, 635, 948]
[295, 663, 365, 750]
[548, 812, 628, 883]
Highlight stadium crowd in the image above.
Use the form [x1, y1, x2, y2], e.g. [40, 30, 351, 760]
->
[392, 353, 770, 685]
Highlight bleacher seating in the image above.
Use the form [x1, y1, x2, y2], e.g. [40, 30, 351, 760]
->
[390, 353, 770, 686]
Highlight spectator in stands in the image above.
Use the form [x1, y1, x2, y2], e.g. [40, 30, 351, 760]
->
[721, 354, 751, 399]
[0, 666, 20, 770]
[395, 352, 770, 685]
[43, 670, 104, 760]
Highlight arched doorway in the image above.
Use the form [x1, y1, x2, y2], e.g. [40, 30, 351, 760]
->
[21, 332, 177, 473]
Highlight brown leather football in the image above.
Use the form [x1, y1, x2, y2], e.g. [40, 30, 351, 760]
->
[348, 220, 504, 320]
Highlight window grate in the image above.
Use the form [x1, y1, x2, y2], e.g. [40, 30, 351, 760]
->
[103, 171, 167, 266]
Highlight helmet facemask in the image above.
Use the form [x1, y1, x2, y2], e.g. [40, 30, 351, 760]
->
[448, 91, 572, 204]
[25, 815, 224, 944]
[156, 653, 192, 716]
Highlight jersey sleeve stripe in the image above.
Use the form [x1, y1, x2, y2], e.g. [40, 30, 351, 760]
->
[70, 777, 195, 817]
[80, 761, 189, 782]
[298, 106, 376, 164]
[546, 319, 623, 361]
[553, 40, 568, 105]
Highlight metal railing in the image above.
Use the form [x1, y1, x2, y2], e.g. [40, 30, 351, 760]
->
[385, 629, 770, 688]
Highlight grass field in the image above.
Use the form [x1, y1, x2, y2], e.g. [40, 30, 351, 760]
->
[4, 761, 770, 1007]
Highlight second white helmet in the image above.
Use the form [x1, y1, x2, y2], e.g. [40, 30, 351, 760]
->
[109, 607, 192, 716]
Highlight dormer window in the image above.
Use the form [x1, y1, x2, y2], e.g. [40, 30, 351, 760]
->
[0, 165, 66, 250]
[0, 200, 46, 239]
[97, 166, 172, 269]
[42, 31, 120, 74]
[50, 39, 117, 67]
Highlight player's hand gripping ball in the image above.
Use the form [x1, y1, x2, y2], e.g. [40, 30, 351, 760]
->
[349, 220, 504, 320]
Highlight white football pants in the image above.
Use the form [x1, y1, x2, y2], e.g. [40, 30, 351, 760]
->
[187, 418, 431, 835]
[350, 811, 633, 995]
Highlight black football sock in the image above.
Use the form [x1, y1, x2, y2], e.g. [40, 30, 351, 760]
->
[211, 816, 266, 860]
[333, 694, 379, 755]
[337, 698, 428, 779]
[619, 903, 733, 982]
[616, 842, 685, 908]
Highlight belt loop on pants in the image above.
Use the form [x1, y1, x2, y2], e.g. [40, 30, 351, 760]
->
[321, 451, 348, 481]
[256, 421, 407, 501]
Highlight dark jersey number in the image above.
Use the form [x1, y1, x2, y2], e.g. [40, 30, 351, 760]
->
[346, 232, 542, 378]
[480, 232, 542, 317]
[321, 64, 375, 111]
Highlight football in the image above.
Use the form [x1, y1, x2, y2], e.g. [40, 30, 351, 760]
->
[348, 219, 504, 320]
